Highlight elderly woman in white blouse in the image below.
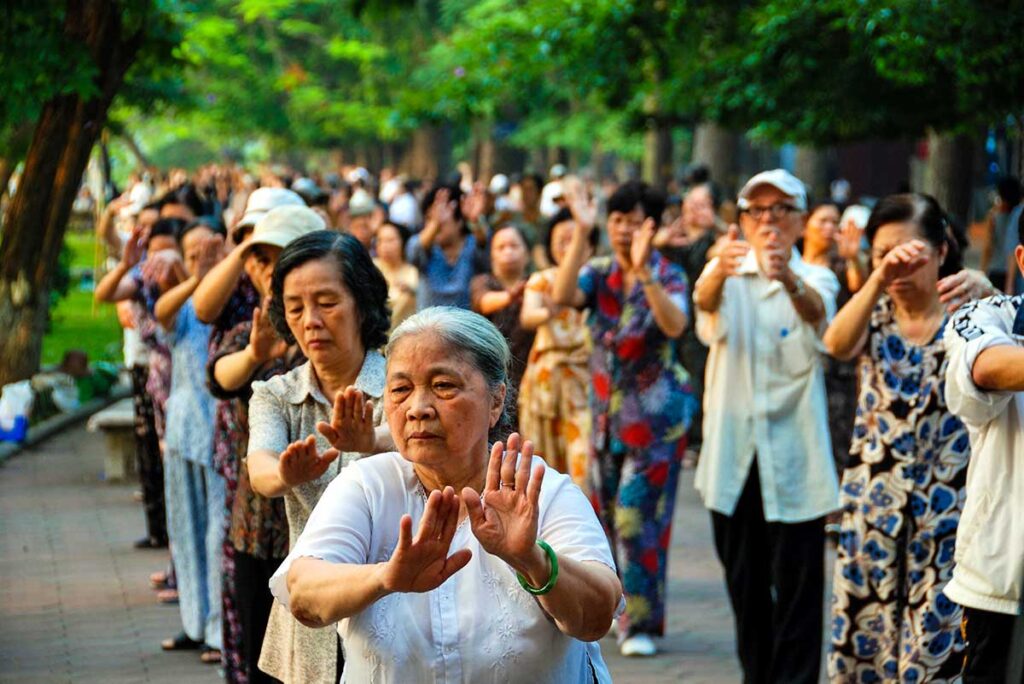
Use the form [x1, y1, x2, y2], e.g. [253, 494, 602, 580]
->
[271, 306, 623, 683]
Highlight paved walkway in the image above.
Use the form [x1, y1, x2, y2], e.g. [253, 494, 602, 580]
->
[1, 423, 823, 682]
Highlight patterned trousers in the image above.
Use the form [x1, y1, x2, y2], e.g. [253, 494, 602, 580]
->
[164, 455, 227, 648]
[590, 438, 685, 638]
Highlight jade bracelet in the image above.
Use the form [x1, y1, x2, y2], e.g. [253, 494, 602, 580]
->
[516, 539, 559, 595]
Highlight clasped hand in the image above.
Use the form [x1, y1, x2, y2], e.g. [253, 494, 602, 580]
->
[378, 433, 546, 595]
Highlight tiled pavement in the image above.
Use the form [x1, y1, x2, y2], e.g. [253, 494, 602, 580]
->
[0, 424, 832, 682]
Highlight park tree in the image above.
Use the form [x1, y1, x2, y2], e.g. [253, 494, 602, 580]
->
[0, 1, 181, 386]
[706, 0, 1024, 217]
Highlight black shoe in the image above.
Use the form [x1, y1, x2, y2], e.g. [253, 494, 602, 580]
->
[134, 536, 168, 549]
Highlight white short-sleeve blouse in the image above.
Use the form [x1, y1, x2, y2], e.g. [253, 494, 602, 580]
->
[270, 451, 618, 683]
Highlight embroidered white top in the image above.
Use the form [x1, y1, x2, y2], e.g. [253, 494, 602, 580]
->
[269, 451, 618, 684]
[694, 248, 840, 522]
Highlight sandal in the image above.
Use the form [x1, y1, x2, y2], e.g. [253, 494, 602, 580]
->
[199, 646, 222, 664]
[161, 632, 202, 651]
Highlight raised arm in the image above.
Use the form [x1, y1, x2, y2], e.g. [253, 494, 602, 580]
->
[630, 219, 687, 338]
[94, 223, 145, 303]
[194, 241, 247, 323]
[824, 240, 929, 361]
[287, 486, 472, 628]
[693, 225, 749, 313]
[972, 345, 1024, 392]
[463, 435, 621, 642]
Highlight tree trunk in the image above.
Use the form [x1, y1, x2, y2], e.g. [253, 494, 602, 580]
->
[795, 146, 829, 202]
[0, 1, 144, 387]
[693, 122, 739, 191]
[923, 129, 975, 224]
[118, 129, 151, 170]
[401, 126, 440, 181]
[474, 120, 496, 184]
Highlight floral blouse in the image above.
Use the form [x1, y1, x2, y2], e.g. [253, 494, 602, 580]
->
[207, 319, 301, 559]
[578, 251, 696, 451]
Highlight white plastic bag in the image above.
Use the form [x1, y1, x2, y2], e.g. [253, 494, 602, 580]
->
[0, 380, 34, 431]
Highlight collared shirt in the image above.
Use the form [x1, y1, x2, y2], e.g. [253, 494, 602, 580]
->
[943, 294, 1024, 616]
[270, 451, 617, 684]
[247, 351, 386, 684]
[694, 248, 840, 522]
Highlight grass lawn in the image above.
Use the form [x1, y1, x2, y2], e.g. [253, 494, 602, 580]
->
[41, 233, 124, 367]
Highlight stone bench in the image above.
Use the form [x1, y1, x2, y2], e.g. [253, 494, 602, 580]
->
[87, 398, 137, 483]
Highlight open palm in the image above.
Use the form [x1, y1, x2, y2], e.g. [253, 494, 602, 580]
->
[381, 487, 472, 594]
[463, 434, 544, 567]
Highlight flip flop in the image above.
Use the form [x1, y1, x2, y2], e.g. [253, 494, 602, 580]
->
[161, 632, 202, 651]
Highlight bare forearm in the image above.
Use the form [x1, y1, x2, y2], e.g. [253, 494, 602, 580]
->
[193, 249, 244, 323]
[552, 239, 587, 306]
[213, 347, 261, 393]
[972, 345, 1024, 392]
[846, 255, 868, 293]
[155, 275, 199, 330]
[640, 278, 686, 338]
[823, 270, 884, 360]
[247, 450, 290, 498]
[287, 558, 388, 628]
[477, 290, 513, 316]
[511, 549, 620, 642]
[418, 221, 441, 250]
[520, 306, 551, 330]
[95, 262, 132, 302]
[782, 275, 825, 326]
[693, 269, 726, 313]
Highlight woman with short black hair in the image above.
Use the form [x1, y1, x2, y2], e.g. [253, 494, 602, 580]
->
[247, 230, 391, 682]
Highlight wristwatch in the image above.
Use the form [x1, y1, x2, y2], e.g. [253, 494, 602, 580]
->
[785, 276, 806, 297]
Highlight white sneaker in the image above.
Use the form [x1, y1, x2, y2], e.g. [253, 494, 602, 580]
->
[619, 634, 657, 657]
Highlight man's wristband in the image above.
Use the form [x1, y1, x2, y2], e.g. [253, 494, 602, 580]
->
[785, 276, 806, 297]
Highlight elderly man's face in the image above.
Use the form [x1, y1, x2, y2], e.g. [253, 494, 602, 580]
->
[282, 257, 363, 364]
[384, 332, 504, 474]
[347, 215, 373, 248]
[739, 185, 804, 257]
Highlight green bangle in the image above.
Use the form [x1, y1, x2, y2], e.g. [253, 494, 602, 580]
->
[516, 539, 559, 595]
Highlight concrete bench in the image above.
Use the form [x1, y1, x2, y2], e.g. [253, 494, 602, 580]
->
[87, 398, 137, 483]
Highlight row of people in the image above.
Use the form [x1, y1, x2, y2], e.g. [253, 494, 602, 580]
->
[94, 165, 1022, 682]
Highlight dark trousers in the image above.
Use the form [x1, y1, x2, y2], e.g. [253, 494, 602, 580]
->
[710, 464, 825, 684]
[131, 365, 166, 545]
[963, 606, 1017, 684]
[233, 550, 285, 684]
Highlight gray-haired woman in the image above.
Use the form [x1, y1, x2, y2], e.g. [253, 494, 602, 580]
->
[270, 307, 623, 683]
[246, 231, 392, 683]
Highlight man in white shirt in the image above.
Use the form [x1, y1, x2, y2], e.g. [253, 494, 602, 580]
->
[943, 216, 1024, 683]
[692, 169, 839, 683]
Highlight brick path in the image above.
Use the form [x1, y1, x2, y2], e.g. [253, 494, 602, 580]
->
[1, 424, 834, 682]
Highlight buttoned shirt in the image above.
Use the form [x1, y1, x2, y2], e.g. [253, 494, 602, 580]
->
[248, 351, 386, 684]
[943, 294, 1024, 615]
[694, 248, 840, 522]
[270, 451, 616, 683]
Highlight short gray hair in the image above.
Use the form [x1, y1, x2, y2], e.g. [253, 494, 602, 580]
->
[386, 306, 515, 441]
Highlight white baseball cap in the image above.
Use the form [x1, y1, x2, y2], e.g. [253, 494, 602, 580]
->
[237, 187, 306, 229]
[488, 173, 510, 195]
[737, 169, 807, 211]
[244, 205, 326, 253]
[348, 189, 376, 217]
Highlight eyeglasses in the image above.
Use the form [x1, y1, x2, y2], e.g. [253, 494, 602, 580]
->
[740, 203, 798, 221]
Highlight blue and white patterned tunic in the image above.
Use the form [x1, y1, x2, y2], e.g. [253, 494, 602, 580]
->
[828, 296, 970, 682]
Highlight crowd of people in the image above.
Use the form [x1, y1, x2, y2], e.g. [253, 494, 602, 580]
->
[91, 160, 1024, 683]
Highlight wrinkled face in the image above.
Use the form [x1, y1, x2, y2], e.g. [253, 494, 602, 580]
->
[607, 205, 645, 254]
[385, 332, 503, 474]
[870, 221, 944, 296]
[375, 224, 403, 262]
[684, 185, 716, 231]
[549, 220, 579, 265]
[347, 215, 373, 248]
[804, 204, 841, 250]
[244, 244, 282, 297]
[282, 257, 364, 366]
[181, 226, 215, 276]
[739, 185, 805, 257]
[490, 227, 528, 274]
